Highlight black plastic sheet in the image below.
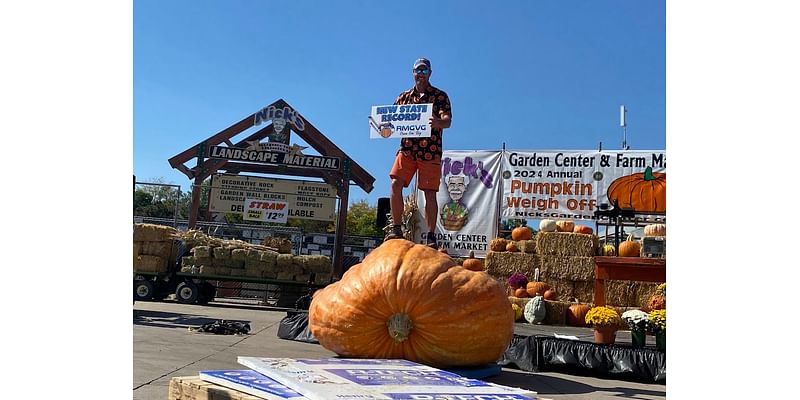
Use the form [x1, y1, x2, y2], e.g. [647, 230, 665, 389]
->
[499, 334, 666, 383]
[277, 310, 319, 344]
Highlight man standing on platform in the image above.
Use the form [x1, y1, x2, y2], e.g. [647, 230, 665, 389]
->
[384, 58, 452, 248]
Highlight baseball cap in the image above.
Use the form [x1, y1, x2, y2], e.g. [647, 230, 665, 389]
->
[413, 58, 431, 70]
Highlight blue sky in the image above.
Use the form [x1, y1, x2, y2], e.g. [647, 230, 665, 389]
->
[134, 0, 665, 206]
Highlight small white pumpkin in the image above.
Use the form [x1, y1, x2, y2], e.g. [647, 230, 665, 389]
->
[524, 295, 547, 323]
[539, 219, 558, 232]
[644, 223, 666, 237]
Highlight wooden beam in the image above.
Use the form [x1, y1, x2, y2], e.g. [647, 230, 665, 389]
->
[188, 124, 276, 180]
[168, 99, 284, 170]
[218, 162, 342, 182]
[332, 179, 350, 279]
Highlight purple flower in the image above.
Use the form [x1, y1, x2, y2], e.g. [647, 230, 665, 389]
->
[507, 273, 528, 288]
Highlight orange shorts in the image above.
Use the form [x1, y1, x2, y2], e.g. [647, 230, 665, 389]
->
[390, 152, 441, 192]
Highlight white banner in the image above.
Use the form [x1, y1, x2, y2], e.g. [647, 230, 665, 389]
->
[369, 103, 433, 139]
[209, 174, 337, 221]
[501, 150, 666, 221]
[243, 198, 289, 223]
[416, 151, 503, 257]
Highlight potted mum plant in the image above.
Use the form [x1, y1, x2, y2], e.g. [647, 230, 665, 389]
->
[621, 309, 649, 348]
[648, 309, 666, 351]
[585, 306, 622, 345]
[507, 273, 528, 297]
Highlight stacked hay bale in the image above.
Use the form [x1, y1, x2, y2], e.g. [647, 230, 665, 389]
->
[535, 232, 597, 302]
[173, 230, 332, 284]
[133, 223, 179, 273]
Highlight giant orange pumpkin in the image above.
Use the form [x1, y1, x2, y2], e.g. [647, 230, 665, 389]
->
[309, 240, 514, 368]
[607, 167, 666, 213]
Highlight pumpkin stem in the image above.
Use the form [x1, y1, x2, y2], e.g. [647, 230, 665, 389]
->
[387, 313, 413, 343]
[534, 267, 540, 282]
[643, 167, 655, 181]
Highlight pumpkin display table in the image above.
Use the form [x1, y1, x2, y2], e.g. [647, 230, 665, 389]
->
[593, 257, 666, 306]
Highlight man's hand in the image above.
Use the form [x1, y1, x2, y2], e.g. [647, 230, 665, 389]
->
[429, 114, 451, 130]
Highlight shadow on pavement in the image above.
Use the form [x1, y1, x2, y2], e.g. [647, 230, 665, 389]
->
[133, 309, 218, 329]
[489, 369, 666, 397]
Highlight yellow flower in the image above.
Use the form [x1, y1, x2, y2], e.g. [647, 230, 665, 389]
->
[585, 306, 622, 327]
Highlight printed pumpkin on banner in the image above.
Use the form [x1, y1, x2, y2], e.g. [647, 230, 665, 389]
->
[606, 166, 666, 213]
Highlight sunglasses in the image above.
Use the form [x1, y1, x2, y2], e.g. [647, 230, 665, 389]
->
[414, 67, 430, 75]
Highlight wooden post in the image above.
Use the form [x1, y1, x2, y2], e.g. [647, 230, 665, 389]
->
[188, 142, 206, 230]
[332, 157, 351, 280]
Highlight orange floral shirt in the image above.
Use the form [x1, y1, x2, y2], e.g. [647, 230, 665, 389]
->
[395, 85, 452, 161]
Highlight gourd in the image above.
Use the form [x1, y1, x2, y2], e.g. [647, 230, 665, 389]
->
[600, 244, 616, 256]
[489, 238, 507, 252]
[462, 250, 483, 271]
[573, 225, 593, 235]
[506, 242, 519, 252]
[566, 302, 592, 327]
[308, 240, 514, 368]
[543, 289, 557, 301]
[539, 219, 557, 232]
[511, 303, 524, 321]
[524, 295, 546, 323]
[618, 234, 641, 257]
[526, 268, 550, 297]
[606, 167, 666, 213]
[644, 223, 667, 237]
[511, 226, 532, 241]
[556, 220, 575, 232]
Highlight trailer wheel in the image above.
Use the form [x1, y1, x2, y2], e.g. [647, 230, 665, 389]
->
[134, 280, 155, 301]
[175, 281, 199, 304]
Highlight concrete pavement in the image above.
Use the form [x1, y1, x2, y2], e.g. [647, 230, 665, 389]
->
[133, 300, 665, 400]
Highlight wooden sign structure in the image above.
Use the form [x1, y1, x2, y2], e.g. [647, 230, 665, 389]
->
[168, 98, 375, 279]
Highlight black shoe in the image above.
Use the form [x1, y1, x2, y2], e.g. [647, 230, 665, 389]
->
[384, 226, 405, 242]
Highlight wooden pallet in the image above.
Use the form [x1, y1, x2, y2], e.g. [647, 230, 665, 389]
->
[168, 376, 262, 400]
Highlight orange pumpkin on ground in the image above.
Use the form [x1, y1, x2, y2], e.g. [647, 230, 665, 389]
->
[309, 240, 513, 368]
[618, 234, 641, 257]
[511, 226, 533, 241]
[526, 268, 550, 297]
[607, 167, 666, 213]
[543, 289, 558, 300]
[573, 225, 593, 235]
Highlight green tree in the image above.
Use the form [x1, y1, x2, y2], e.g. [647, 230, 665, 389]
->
[344, 199, 382, 237]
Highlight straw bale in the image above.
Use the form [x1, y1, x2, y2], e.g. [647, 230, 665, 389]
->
[631, 282, 661, 309]
[262, 237, 293, 254]
[571, 280, 645, 307]
[194, 256, 212, 267]
[315, 273, 332, 285]
[291, 257, 307, 274]
[260, 250, 278, 267]
[277, 254, 294, 269]
[263, 271, 278, 279]
[539, 255, 595, 282]
[545, 279, 576, 302]
[508, 296, 532, 309]
[572, 281, 596, 304]
[484, 251, 540, 283]
[228, 259, 245, 269]
[244, 258, 267, 269]
[543, 300, 571, 326]
[295, 274, 311, 283]
[215, 267, 232, 276]
[517, 240, 537, 254]
[133, 223, 178, 242]
[276, 271, 294, 280]
[181, 256, 195, 269]
[535, 232, 597, 257]
[199, 265, 216, 275]
[244, 267, 263, 278]
[180, 266, 192, 273]
[213, 247, 231, 260]
[139, 241, 172, 258]
[302, 255, 332, 273]
[192, 246, 211, 259]
[231, 249, 248, 261]
[133, 242, 142, 258]
[246, 249, 263, 261]
[134, 255, 168, 273]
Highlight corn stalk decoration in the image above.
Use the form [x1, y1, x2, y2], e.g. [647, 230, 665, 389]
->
[382, 194, 418, 241]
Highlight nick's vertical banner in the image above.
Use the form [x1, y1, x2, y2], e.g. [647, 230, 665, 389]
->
[416, 151, 502, 257]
